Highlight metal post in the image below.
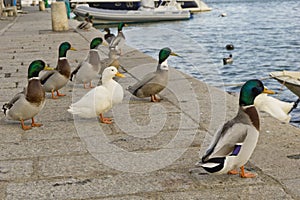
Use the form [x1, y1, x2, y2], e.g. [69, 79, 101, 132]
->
[0, 0, 3, 16]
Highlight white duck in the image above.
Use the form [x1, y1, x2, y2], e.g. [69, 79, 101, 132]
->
[68, 66, 125, 124]
[254, 93, 299, 123]
[199, 79, 275, 178]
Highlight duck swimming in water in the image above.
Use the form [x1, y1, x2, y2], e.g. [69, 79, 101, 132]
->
[223, 54, 233, 65]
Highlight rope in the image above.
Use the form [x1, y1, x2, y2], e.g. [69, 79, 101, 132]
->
[215, 76, 273, 87]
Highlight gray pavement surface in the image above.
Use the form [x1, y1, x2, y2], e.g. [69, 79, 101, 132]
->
[0, 6, 299, 200]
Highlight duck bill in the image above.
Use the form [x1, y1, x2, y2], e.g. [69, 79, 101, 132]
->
[70, 47, 77, 51]
[170, 52, 181, 57]
[124, 24, 128, 27]
[263, 88, 275, 94]
[115, 72, 125, 78]
[44, 65, 54, 71]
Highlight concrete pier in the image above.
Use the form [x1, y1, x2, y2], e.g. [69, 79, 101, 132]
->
[0, 7, 299, 199]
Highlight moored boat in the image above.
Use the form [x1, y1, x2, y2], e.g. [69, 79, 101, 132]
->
[270, 71, 300, 98]
[70, 0, 211, 13]
[73, 3, 191, 25]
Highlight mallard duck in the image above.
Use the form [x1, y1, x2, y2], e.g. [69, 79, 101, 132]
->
[70, 37, 104, 88]
[254, 93, 300, 123]
[109, 22, 127, 56]
[223, 54, 233, 65]
[128, 47, 179, 102]
[77, 13, 94, 30]
[68, 66, 125, 124]
[199, 79, 275, 178]
[219, 13, 227, 17]
[2, 60, 53, 130]
[225, 44, 234, 50]
[40, 42, 76, 99]
[104, 27, 115, 44]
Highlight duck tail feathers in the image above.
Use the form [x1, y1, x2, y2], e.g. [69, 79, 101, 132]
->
[199, 157, 226, 173]
[127, 86, 136, 95]
[2, 103, 12, 116]
[288, 98, 300, 114]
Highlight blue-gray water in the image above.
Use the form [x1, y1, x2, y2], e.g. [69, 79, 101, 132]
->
[98, 0, 300, 126]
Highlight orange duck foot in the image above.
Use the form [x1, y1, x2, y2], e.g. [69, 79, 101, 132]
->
[240, 166, 256, 178]
[21, 120, 31, 130]
[56, 91, 66, 97]
[31, 118, 43, 127]
[151, 95, 160, 102]
[227, 169, 239, 175]
[99, 114, 113, 124]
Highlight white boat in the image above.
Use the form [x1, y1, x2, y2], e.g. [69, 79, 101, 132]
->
[270, 71, 300, 98]
[70, 0, 211, 13]
[73, 2, 191, 25]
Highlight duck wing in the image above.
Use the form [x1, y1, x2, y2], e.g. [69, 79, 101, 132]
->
[128, 72, 156, 95]
[2, 90, 25, 115]
[202, 118, 248, 163]
[109, 32, 125, 49]
[68, 86, 111, 118]
[77, 21, 87, 29]
[40, 70, 56, 85]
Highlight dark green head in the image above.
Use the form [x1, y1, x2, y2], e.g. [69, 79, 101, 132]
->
[90, 37, 103, 49]
[118, 22, 127, 32]
[87, 15, 94, 21]
[239, 79, 274, 106]
[28, 60, 52, 79]
[58, 42, 76, 58]
[158, 47, 179, 64]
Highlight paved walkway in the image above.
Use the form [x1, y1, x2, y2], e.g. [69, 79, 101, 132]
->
[0, 6, 299, 200]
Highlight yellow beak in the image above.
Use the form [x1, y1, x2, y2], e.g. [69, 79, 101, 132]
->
[70, 47, 77, 51]
[44, 65, 54, 71]
[170, 52, 181, 57]
[116, 72, 125, 78]
[263, 87, 276, 94]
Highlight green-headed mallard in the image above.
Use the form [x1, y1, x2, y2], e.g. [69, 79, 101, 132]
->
[128, 47, 179, 102]
[40, 42, 76, 99]
[199, 79, 275, 178]
[2, 60, 53, 130]
[70, 37, 104, 88]
[68, 66, 125, 124]
[109, 22, 127, 56]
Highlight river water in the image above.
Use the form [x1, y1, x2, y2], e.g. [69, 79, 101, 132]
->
[97, 0, 300, 126]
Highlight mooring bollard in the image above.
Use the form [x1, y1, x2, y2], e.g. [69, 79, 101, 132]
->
[51, 2, 69, 31]
[39, 1, 45, 11]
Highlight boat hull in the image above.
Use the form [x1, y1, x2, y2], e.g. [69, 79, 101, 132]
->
[70, 0, 211, 12]
[270, 71, 300, 98]
[73, 5, 191, 24]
